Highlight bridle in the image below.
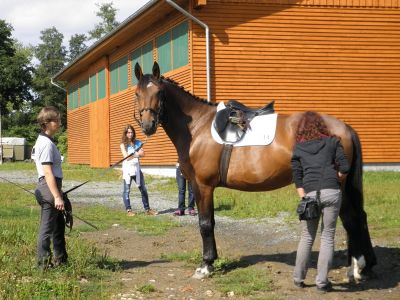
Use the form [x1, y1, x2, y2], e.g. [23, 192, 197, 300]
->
[134, 82, 166, 129]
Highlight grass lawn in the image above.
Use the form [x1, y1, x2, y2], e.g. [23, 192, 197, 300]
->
[0, 162, 398, 298]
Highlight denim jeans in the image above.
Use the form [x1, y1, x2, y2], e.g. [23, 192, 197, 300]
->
[122, 170, 150, 210]
[35, 178, 67, 266]
[176, 166, 195, 210]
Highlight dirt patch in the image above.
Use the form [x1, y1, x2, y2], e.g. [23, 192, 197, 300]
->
[2, 171, 398, 299]
[82, 214, 400, 300]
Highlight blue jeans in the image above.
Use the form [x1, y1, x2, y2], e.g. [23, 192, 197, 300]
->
[176, 166, 195, 211]
[122, 170, 150, 210]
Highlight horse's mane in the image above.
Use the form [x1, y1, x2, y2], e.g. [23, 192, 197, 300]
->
[161, 76, 218, 107]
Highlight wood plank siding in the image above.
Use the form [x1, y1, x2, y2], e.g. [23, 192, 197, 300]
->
[66, 7, 191, 167]
[192, 0, 400, 162]
[61, 0, 400, 167]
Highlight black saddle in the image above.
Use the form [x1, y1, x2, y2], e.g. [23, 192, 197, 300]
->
[214, 100, 275, 143]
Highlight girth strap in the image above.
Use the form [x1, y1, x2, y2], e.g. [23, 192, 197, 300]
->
[219, 144, 233, 187]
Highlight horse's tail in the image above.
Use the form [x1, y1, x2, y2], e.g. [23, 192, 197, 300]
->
[341, 125, 377, 271]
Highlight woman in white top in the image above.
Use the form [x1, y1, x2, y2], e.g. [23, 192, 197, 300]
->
[120, 124, 157, 216]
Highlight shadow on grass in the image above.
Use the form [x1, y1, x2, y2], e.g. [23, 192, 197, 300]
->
[119, 259, 169, 270]
[223, 246, 400, 291]
[215, 204, 234, 211]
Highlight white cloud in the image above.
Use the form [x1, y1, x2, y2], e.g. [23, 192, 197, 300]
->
[0, 0, 151, 46]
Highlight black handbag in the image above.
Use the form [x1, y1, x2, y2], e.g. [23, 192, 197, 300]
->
[296, 196, 321, 220]
[296, 164, 326, 221]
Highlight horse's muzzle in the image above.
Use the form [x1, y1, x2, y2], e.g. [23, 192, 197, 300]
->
[141, 120, 157, 136]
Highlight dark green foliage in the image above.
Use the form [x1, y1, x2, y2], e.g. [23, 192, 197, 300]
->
[88, 2, 120, 41]
[0, 20, 33, 115]
[68, 34, 87, 63]
[32, 27, 67, 123]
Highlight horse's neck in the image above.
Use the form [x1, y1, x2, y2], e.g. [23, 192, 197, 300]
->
[163, 83, 214, 154]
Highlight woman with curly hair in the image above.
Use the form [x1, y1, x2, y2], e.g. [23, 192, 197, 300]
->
[291, 111, 350, 293]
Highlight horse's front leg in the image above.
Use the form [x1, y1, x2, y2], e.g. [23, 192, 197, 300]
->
[192, 184, 217, 279]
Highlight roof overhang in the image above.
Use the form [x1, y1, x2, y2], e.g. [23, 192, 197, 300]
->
[53, 0, 188, 82]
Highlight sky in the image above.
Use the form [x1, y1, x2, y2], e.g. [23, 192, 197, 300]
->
[0, 0, 151, 47]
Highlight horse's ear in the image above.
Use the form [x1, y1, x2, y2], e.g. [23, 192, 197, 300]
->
[135, 63, 143, 81]
[152, 62, 160, 80]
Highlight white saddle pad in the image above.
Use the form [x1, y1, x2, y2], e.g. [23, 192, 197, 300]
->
[211, 102, 278, 146]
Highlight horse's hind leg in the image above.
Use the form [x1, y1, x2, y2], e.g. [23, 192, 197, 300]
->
[192, 185, 217, 279]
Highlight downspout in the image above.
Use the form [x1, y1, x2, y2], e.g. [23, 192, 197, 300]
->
[165, 0, 211, 102]
[51, 77, 67, 92]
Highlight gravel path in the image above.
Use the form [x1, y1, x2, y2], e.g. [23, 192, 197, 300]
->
[0, 169, 299, 246]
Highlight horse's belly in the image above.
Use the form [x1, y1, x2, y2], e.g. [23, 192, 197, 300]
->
[227, 166, 293, 192]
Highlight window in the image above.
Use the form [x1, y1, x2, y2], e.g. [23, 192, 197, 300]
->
[110, 56, 128, 94]
[68, 85, 78, 109]
[80, 79, 89, 106]
[156, 21, 188, 74]
[156, 32, 172, 74]
[98, 68, 106, 99]
[90, 74, 97, 102]
[131, 42, 153, 86]
[172, 22, 189, 69]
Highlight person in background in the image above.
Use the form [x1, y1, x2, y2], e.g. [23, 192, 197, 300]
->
[120, 124, 158, 216]
[33, 106, 67, 270]
[291, 111, 349, 293]
[174, 162, 196, 216]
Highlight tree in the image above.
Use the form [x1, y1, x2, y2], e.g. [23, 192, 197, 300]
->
[88, 2, 119, 41]
[32, 27, 67, 123]
[68, 33, 87, 63]
[0, 20, 33, 115]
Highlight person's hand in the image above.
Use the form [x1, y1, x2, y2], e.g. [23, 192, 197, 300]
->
[137, 148, 145, 157]
[54, 195, 64, 210]
[338, 172, 347, 182]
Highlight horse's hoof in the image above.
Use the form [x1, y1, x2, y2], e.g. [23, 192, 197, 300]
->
[192, 265, 213, 279]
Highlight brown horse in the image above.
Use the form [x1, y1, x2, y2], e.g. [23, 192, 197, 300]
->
[134, 62, 376, 279]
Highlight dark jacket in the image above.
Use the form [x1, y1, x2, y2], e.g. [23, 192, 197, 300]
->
[291, 137, 350, 193]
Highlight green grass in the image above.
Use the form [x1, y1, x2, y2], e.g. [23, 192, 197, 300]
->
[160, 250, 275, 297]
[0, 181, 178, 299]
[0, 163, 398, 297]
[136, 284, 157, 294]
[214, 266, 274, 296]
[160, 250, 202, 266]
[76, 204, 179, 235]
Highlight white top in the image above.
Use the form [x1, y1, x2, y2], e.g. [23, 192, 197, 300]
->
[122, 144, 141, 185]
[33, 133, 63, 179]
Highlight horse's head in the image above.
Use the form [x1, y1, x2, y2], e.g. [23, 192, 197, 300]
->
[134, 62, 163, 136]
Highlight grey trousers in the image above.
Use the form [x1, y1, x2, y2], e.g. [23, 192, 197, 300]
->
[293, 189, 341, 287]
[35, 178, 67, 266]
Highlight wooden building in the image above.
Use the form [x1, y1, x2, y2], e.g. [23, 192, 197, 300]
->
[54, 0, 400, 168]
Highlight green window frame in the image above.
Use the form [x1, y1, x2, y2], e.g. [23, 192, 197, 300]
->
[156, 21, 188, 74]
[131, 42, 153, 86]
[68, 85, 78, 109]
[172, 22, 189, 69]
[98, 68, 106, 99]
[110, 56, 128, 94]
[90, 74, 97, 102]
[80, 79, 89, 106]
[156, 31, 172, 74]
